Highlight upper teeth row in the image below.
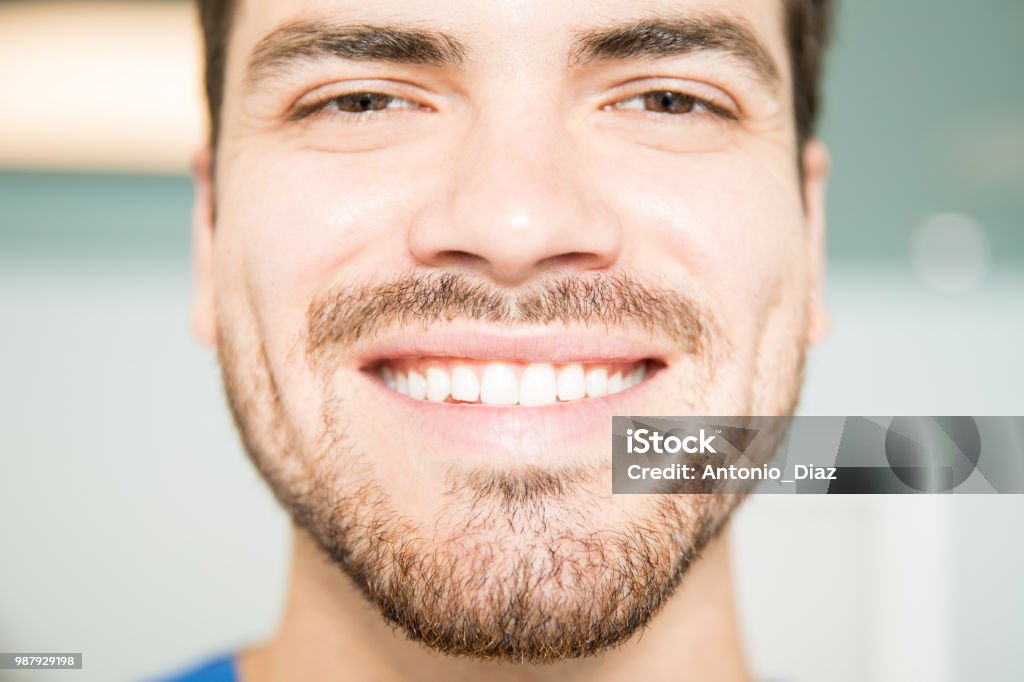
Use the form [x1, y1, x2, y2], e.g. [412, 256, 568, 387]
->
[380, 362, 647, 406]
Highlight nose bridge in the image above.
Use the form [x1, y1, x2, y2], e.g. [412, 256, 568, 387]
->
[408, 97, 622, 285]
[466, 106, 571, 202]
[460, 110, 574, 234]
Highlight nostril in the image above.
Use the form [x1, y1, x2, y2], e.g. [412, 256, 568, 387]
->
[537, 252, 615, 272]
[418, 250, 614, 285]
[430, 250, 490, 269]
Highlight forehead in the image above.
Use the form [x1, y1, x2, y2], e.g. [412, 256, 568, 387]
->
[225, 0, 790, 80]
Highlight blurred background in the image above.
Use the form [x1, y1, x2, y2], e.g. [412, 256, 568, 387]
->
[0, 1, 1022, 680]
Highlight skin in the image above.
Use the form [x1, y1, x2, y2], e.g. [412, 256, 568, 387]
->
[190, 0, 829, 679]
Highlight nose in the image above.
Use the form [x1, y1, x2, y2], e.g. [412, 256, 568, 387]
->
[408, 114, 622, 286]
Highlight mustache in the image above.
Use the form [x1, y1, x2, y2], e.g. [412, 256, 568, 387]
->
[306, 270, 714, 356]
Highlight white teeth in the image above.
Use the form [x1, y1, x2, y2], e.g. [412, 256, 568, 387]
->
[384, 361, 649, 403]
[519, 363, 557, 406]
[585, 367, 607, 398]
[450, 364, 480, 402]
[407, 369, 427, 400]
[426, 366, 450, 402]
[480, 362, 518, 405]
[556, 363, 585, 401]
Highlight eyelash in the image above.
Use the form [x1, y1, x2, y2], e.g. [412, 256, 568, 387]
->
[607, 91, 738, 121]
[288, 92, 424, 121]
[288, 88, 736, 123]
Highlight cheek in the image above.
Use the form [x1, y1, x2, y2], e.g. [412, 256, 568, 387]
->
[216, 147, 445, 345]
[593, 150, 807, 342]
[223, 151, 428, 300]
[212, 150, 433, 437]
[589, 148, 808, 415]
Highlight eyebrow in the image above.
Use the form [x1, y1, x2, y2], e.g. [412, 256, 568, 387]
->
[245, 20, 467, 87]
[244, 14, 780, 92]
[569, 15, 780, 88]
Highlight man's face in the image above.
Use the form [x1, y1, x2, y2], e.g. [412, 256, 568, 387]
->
[192, 0, 827, 662]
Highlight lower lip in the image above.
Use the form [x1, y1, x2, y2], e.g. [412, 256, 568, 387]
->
[357, 366, 663, 463]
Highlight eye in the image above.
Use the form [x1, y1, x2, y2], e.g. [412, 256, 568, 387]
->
[328, 92, 417, 113]
[289, 91, 422, 121]
[609, 90, 735, 120]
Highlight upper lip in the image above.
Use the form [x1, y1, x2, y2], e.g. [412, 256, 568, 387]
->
[355, 325, 671, 367]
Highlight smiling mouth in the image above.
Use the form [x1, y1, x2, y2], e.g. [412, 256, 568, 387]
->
[373, 358, 653, 406]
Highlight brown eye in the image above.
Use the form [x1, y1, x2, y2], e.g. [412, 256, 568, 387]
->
[329, 92, 402, 113]
[608, 89, 735, 120]
[642, 91, 697, 114]
[289, 89, 424, 122]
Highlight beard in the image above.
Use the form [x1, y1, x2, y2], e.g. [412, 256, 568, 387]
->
[216, 271, 805, 663]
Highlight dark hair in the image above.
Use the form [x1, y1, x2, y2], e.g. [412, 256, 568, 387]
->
[198, 0, 833, 152]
